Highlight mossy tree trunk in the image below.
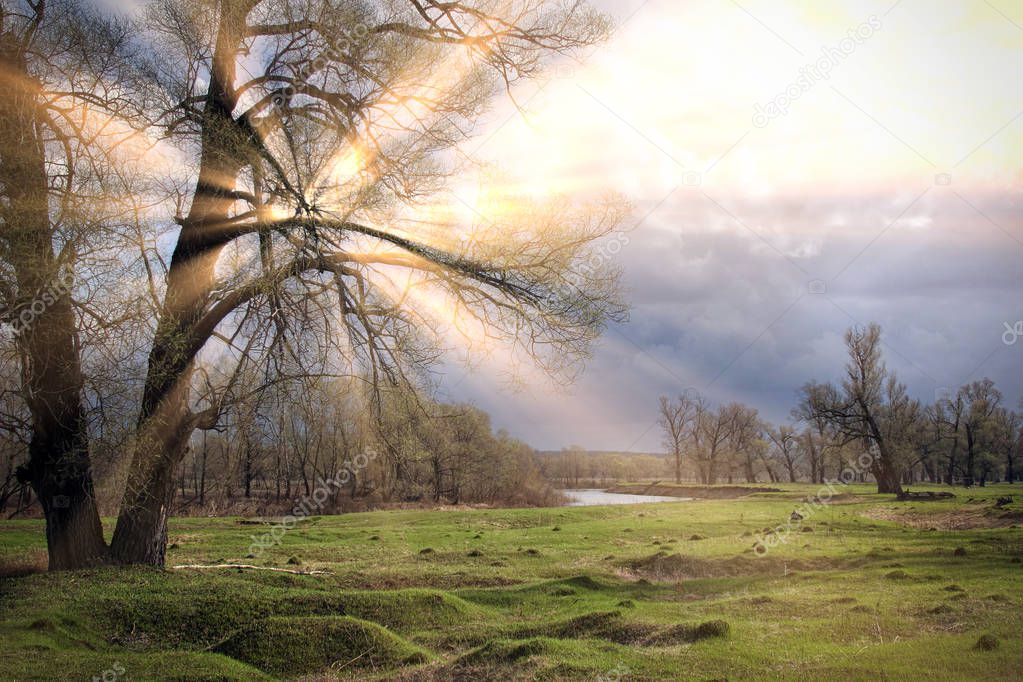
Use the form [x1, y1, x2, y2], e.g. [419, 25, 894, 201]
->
[0, 31, 107, 569]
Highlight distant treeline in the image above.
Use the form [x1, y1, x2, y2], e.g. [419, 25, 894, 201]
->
[0, 374, 561, 518]
[657, 325, 1022, 492]
[536, 450, 672, 488]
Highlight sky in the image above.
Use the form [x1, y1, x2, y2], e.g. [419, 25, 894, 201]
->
[432, 0, 1023, 452]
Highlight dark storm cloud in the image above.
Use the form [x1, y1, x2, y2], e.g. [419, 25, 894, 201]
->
[445, 189, 1023, 451]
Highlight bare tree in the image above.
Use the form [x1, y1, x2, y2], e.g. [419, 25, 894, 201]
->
[767, 424, 800, 483]
[933, 389, 967, 484]
[793, 384, 835, 483]
[955, 379, 1002, 486]
[800, 324, 917, 495]
[109, 0, 621, 565]
[692, 402, 733, 485]
[658, 393, 697, 484]
[1007, 408, 1022, 484]
[0, 0, 151, 568]
[724, 403, 761, 483]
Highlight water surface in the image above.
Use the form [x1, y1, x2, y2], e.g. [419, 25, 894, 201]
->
[561, 488, 692, 506]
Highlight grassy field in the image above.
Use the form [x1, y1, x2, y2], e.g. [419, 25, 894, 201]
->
[1, 483, 1022, 681]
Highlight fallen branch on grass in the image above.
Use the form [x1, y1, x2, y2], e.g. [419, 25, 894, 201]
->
[171, 563, 331, 575]
[896, 491, 955, 501]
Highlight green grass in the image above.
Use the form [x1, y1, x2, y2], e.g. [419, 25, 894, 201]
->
[1, 482, 1021, 680]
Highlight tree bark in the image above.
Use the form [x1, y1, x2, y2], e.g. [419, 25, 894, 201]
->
[0, 35, 107, 569]
[872, 451, 904, 495]
[963, 425, 976, 487]
[861, 402, 904, 495]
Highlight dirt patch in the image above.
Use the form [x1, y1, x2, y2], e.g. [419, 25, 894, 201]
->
[0, 553, 47, 580]
[805, 493, 869, 505]
[861, 505, 1023, 530]
[606, 484, 781, 499]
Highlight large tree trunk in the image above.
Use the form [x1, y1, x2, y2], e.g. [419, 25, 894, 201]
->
[19, 331, 108, 570]
[873, 454, 904, 495]
[0, 36, 107, 569]
[109, 149, 235, 563]
[109, 371, 194, 565]
[863, 410, 904, 495]
[743, 454, 756, 483]
[706, 448, 719, 485]
[963, 427, 976, 487]
[109, 3, 251, 565]
[808, 435, 823, 483]
[109, 165, 238, 564]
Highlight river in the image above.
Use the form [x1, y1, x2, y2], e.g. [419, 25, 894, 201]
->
[560, 489, 692, 506]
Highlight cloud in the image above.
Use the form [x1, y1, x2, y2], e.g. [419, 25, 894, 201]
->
[442, 0, 1023, 451]
[445, 188, 1023, 451]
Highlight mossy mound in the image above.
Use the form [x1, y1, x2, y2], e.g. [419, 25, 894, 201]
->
[626, 551, 824, 580]
[215, 616, 429, 676]
[974, 634, 1000, 651]
[2, 648, 270, 681]
[455, 636, 572, 666]
[562, 575, 606, 591]
[513, 610, 656, 645]
[0, 620, 270, 682]
[94, 589, 276, 649]
[282, 588, 485, 633]
[646, 619, 731, 645]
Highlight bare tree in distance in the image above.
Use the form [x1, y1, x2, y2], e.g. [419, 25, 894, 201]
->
[799, 323, 919, 495]
[724, 402, 761, 484]
[766, 424, 800, 483]
[930, 391, 966, 485]
[658, 393, 698, 484]
[792, 386, 835, 484]
[951, 379, 1002, 487]
[692, 401, 735, 485]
